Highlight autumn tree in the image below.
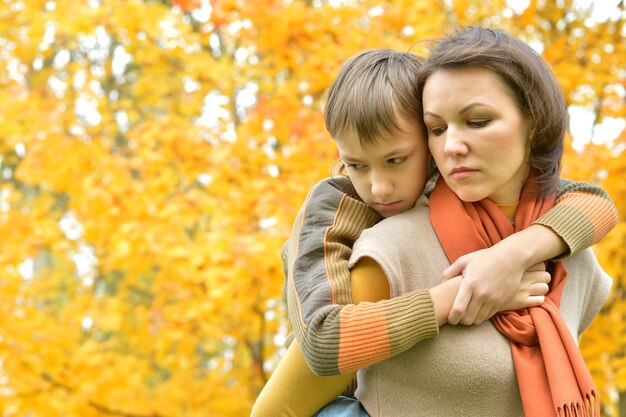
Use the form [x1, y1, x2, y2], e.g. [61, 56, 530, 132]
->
[0, 0, 623, 416]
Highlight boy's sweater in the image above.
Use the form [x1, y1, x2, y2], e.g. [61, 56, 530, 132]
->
[283, 175, 618, 376]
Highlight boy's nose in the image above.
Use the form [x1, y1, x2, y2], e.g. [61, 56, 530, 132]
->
[371, 178, 393, 198]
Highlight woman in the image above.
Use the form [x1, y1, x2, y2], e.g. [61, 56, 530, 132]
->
[346, 26, 611, 416]
[252, 28, 616, 417]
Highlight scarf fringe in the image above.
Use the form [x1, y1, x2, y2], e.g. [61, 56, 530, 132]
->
[556, 393, 599, 417]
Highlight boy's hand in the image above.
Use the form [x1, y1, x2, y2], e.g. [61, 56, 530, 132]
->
[442, 245, 548, 325]
[500, 264, 550, 311]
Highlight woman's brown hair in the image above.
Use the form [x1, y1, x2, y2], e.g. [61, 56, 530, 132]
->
[418, 26, 567, 196]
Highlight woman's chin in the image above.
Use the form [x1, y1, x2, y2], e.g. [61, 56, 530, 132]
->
[450, 187, 485, 203]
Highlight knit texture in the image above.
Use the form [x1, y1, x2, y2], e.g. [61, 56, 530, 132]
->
[541, 179, 619, 255]
[283, 176, 617, 376]
[349, 195, 611, 417]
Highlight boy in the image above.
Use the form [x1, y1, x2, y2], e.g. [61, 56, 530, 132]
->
[251, 49, 617, 416]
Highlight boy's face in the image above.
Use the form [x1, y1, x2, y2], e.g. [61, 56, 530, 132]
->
[336, 114, 429, 218]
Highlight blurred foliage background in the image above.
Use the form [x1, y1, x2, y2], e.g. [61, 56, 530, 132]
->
[0, 0, 624, 415]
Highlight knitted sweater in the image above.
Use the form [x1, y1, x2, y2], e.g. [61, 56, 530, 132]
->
[283, 176, 618, 376]
[348, 194, 612, 417]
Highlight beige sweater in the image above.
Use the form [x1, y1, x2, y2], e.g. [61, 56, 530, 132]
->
[349, 194, 612, 417]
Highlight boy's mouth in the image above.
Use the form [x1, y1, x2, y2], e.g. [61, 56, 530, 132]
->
[374, 201, 402, 215]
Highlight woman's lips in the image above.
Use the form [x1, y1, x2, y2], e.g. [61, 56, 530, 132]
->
[450, 167, 477, 180]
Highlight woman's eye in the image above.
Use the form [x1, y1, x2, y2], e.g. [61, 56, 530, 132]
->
[468, 119, 490, 128]
[429, 126, 446, 136]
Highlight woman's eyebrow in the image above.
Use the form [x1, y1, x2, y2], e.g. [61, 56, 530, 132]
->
[424, 102, 491, 119]
[459, 102, 489, 115]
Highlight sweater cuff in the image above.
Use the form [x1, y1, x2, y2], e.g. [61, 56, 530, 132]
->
[534, 192, 617, 259]
[386, 289, 439, 354]
[533, 206, 590, 259]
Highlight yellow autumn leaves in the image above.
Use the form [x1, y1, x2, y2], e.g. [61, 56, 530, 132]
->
[0, 0, 624, 416]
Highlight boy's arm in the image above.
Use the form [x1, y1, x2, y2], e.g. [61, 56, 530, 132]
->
[251, 257, 416, 417]
[281, 176, 553, 377]
[534, 179, 618, 255]
[445, 180, 618, 325]
[285, 177, 439, 376]
[251, 257, 464, 417]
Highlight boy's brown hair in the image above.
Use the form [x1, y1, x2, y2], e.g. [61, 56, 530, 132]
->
[324, 49, 425, 146]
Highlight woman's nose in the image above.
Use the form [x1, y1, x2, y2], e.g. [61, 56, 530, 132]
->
[443, 128, 469, 156]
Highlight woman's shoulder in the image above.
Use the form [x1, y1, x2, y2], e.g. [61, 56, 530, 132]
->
[563, 248, 607, 281]
[355, 195, 435, 252]
[562, 249, 612, 305]
[561, 248, 612, 334]
[360, 195, 430, 236]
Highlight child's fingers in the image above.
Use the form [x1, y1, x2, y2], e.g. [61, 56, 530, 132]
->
[523, 295, 545, 308]
[528, 282, 549, 296]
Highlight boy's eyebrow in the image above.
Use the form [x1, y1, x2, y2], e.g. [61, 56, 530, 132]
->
[341, 145, 415, 161]
[381, 145, 415, 158]
[339, 153, 361, 162]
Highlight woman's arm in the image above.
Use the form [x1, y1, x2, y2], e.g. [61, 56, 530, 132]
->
[306, 256, 547, 375]
[352, 257, 549, 326]
[443, 180, 618, 325]
[252, 249, 551, 417]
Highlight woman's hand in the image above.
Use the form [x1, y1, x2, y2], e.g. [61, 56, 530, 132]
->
[442, 245, 551, 325]
[442, 246, 523, 325]
[442, 224, 565, 325]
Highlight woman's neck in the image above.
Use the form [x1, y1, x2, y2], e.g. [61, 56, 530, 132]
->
[496, 201, 520, 222]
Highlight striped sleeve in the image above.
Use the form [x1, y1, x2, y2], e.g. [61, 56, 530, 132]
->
[284, 178, 618, 376]
[534, 179, 618, 255]
[284, 177, 439, 376]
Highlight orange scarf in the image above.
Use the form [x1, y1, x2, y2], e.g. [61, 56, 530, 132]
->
[429, 175, 599, 417]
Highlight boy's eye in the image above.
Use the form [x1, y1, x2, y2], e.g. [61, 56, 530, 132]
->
[388, 157, 406, 165]
[468, 119, 490, 128]
[346, 163, 365, 171]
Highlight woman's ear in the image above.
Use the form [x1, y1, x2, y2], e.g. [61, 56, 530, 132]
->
[526, 123, 536, 142]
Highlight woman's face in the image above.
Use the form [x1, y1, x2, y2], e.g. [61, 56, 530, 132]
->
[423, 67, 533, 204]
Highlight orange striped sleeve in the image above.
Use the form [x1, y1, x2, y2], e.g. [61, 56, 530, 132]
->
[534, 180, 618, 255]
[337, 303, 391, 373]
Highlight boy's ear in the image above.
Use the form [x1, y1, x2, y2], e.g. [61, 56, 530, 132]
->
[330, 159, 347, 177]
